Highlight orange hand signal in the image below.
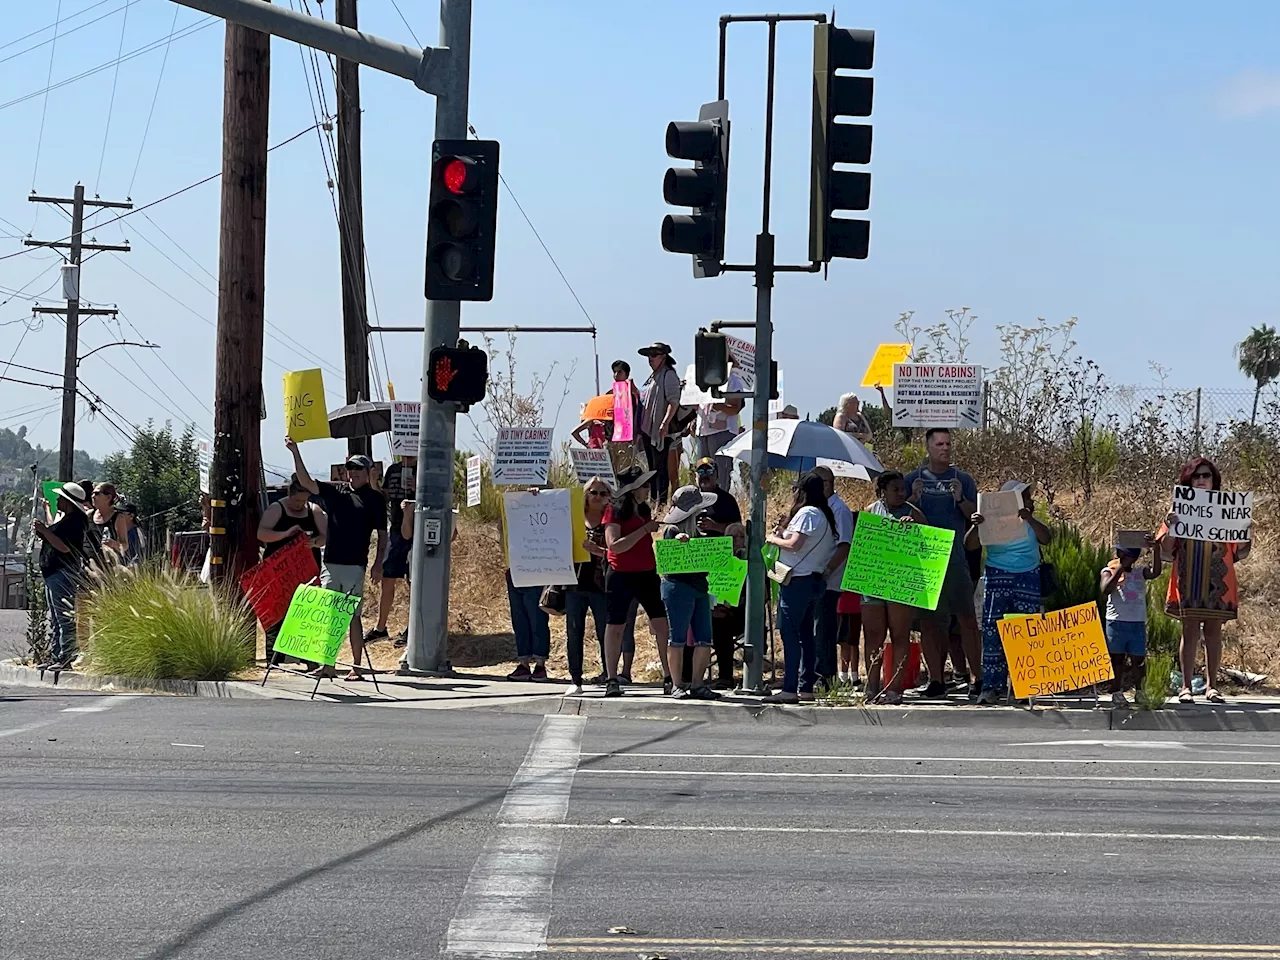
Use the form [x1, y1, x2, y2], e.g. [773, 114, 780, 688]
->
[433, 355, 460, 394]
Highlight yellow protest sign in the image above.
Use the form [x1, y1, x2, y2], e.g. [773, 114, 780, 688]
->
[861, 343, 912, 388]
[283, 368, 330, 441]
[997, 602, 1113, 699]
[570, 485, 589, 564]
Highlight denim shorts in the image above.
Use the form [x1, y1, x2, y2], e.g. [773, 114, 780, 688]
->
[1106, 619, 1147, 657]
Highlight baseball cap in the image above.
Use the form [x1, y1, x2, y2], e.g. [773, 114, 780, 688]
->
[695, 457, 716, 471]
[345, 455, 373, 470]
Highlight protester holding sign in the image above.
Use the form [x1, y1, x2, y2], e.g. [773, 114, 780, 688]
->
[710, 522, 748, 690]
[602, 466, 670, 698]
[764, 473, 838, 704]
[256, 476, 326, 664]
[966, 480, 1053, 705]
[658, 485, 724, 700]
[906, 428, 982, 698]
[832, 390, 889, 444]
[1157, 457, 1250, 704]
[860, 472, 926, 703]
[1100, 537, 1162, 707]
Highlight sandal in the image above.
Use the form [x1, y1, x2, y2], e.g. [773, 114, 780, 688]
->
[343, 670, 366, 682]
[1178, 688, 1194, 704]
[1206, 688, 1226, 704]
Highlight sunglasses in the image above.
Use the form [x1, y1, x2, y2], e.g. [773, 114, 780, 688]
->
[587, 489, 610, 497]
[1191, 471, 1214, 480]
[695, 467, 716, 475]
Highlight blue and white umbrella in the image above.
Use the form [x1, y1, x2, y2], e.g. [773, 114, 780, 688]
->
[715, 418, 883, 480]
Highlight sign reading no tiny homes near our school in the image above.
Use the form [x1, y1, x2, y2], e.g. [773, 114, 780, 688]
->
[891, 363, 983, 429]
[997, 602, 1113, 699]
[1168, 486, 1253, 543]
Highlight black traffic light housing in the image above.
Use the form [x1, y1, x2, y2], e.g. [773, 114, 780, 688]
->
[809, 24, 874, 262]
[662, 99, 730, 278]
[427, 341, 488, 408]
[694, 329, 728, 391]
[425, 139, 499, 301]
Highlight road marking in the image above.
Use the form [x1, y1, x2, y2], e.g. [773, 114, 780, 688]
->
[444, 714, 586, 957]
[61, 695, 142, 713]
[581, 751, 1280, 767]
[578, 769, 1280, 786]
[546, 936, 1280, 957]
[1006, 738, 1194, 749]
[170, 743, 204, 748]
[515, 823, 1280, 843]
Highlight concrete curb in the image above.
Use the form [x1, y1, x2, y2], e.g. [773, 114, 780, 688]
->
[0, 660, 309, 700]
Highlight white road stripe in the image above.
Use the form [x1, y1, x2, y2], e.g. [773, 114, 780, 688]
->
[579, 769, 1280, 786]
[580, 751, 1280, 767]
[61, 695, 142, 713]
[518, 823, 1280, 844]
[444, 714, 587, 957]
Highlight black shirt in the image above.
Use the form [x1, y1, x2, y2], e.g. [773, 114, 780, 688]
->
[704, 487, 742, 527]
[382, 463, 413, 535]
[40, 507, 88, 578]
[263, 501, 322, 569]
[317, 481, 387, 568]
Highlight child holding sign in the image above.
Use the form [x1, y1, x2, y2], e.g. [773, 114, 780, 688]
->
[1100, 537, 1162, 708]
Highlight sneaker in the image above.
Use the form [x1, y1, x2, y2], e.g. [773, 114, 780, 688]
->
[691, 685, 724, 701]
[604, 679, 624, 697]
[530, 664, 549, 682]
[671, 686, 692, 700]
[1111, 691, 1130, 709]
[589, 672, 609, 685]
[762, 690, 800, 705]
[849, 675, 863, 690]
[392, 633, 408, 648]
[618, 673, 633, 685]
[975, 688, 1002, 706]
[564, 684, 584, 697]
[967, 680, 984, 702]
[712, 677, 735, 691]
[662, 675, 674, 696]
[920, 680, 948, 700]
[363, 627, 390, 642]
[507, 663, 532, 681]
[799, 691, 816, 703]
[881, 690, 903, 705]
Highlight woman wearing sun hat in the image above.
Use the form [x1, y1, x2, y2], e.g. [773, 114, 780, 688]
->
[32, 481, 90, 670]
[659, 483, 724, 701]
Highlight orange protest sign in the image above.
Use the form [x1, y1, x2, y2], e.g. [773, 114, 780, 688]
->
[239, 534, 320, 628]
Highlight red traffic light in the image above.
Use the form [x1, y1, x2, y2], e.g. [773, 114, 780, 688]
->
[441, 157, 475, 195]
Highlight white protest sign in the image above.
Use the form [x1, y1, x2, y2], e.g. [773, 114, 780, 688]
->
[197, 438, 212, 495]
[570, 447, 617, 486]
[891, 363, 983, 428]
[492, 427, 553, 485]
[680, 364, 712, 407]
[465, 455, 482, 507]
[390, 401, 421, 457]
[503, 489, 578, 587]
[1169, 486, 1253, 543]
[769, 368, 785, 416]
[977, 490, 1025, 546]
[726, 334, 755, 391]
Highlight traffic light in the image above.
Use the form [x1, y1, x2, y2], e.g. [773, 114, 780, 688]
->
[809, 24, 874, 262]
[694, 329, 728, 390]
[661, 99, 730, 278]
[425, 139, 499, 301]
[427, 342, 488, 406]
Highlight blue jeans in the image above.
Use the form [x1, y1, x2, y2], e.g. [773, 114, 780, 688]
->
[44, 568, 79, 663]
[565, 590, 638, 683]
[506, 570, 550, 662]
[777, 573, 826, 694]
[660, 579, 713, 648]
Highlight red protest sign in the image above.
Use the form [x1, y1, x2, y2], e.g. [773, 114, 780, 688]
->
[239, 535, 320, 628]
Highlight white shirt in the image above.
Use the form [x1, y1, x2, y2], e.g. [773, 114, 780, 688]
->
[1104, 564, 1150, 622]
[824, 494, 854, 592]
[780, 505, 836, 577]
[698, 371, 745, 436]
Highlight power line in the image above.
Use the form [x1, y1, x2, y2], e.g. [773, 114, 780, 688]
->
[29, 0, 65, 237]
[117, 311, 212, 417]
[0, 0, 111, 52]
[94, 0, 132, 194]
[0, 0, 132, 65]
[127, 4, 179, 198]
[387, 0, 422, 46]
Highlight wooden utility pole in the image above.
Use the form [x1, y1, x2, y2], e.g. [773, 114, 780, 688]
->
[336, 0, 371, 456]
[210, 16, 270, 582]
[25, 187, 131, 480]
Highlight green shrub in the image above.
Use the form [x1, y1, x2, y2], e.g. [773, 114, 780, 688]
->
[1144, 568, 1181, 657]
[81, 566, 254, 681]
[1138, 651, 1175, 710]
[1041, 521, 1112, 614]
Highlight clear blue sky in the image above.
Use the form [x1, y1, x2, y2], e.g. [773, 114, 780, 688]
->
[2, 0, 1279, 472]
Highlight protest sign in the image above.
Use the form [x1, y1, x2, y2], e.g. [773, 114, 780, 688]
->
[390, 401, 421, 457]
[769, 368, 786, 416]
[238, 534, 320, 628]
[282, 368, 330, 441]
[840, 512, 955, 610]
[465, 455, 482, 507]
[503, 489, 577, 587]
[272, 584, 361, 667]
[891, 363, 983, 429]
[998, 602, 1112, 699]
[197, 439, 212, 495]
[680, 364, 712, 406]
[492, 427, 553, 485]
[725, 334, 755, 390]
[861, 343, 912, 388]
[976, 490, 1025, 546]
[330, 464, 347, 483]
[708, 555, 747, 607]
[570, 446, 617, 486]
[1168, 486, 1253, 543]
[1116, 529, 1149, 551]
[612, 380, 635, 442]
[41, 481, 60, 517]
[569, 485, 589, 563]
[654, 536, 734, 575]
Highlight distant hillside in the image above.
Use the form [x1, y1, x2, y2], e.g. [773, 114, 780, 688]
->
[0, 425, 103, 493]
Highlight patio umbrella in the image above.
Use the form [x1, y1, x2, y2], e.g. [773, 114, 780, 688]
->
[581, 392, 614, 421]
[716, 417, 883, 480]
[327, 398, 391, 439]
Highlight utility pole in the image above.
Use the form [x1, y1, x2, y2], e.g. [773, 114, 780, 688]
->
[208, 14, 270, 582]
[25, 186, 131, 481]
[335, 0, 371, 456]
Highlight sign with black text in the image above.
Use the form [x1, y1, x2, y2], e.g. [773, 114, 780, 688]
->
[1169, 487, 1253, 543]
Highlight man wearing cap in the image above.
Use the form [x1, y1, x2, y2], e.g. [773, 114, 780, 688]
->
[287, 440, 388, 681]
[32, 481, 90, 669]
[696, 365, 745, 491]
[693, 457, 741, 535]
[638, 342, 683, 505]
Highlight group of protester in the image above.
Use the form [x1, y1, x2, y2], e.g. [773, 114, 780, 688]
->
[30, 478, 142, 670]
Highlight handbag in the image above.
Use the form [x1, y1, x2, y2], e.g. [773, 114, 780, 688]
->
[1038, 561, 1059, 599]
[538, 583, 566, 616]
[766, 519, 828, 586]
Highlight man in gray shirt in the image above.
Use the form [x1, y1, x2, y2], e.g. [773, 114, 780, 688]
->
[638, 341, 683, 505]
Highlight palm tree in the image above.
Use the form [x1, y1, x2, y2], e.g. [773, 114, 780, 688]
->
[1235, 324, 1280, 425]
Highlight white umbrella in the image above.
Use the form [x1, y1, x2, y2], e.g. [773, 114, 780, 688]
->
[715, 418, 883, 480]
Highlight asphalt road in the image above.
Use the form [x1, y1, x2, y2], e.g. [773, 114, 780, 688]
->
[4, 686, 1280, 960]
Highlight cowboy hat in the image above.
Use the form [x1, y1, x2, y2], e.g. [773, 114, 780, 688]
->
[662, 484, 720, 524]
[637, 342, 672, 357]
[614, 466, 656, 497]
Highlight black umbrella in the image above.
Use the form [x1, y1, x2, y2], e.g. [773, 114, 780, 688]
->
[327, 399, 391, 439]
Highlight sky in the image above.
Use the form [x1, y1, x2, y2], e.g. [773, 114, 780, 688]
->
[1, 0, 1279, 476]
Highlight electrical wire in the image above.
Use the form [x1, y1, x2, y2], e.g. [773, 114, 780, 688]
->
[387, 0, 422, 46]
[117, 311, 212, 416]
[127, 3, 178, 198]
[29, 0, 65, 238]
[94, 0, 132, 194]
[0, 0, 133, 63]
